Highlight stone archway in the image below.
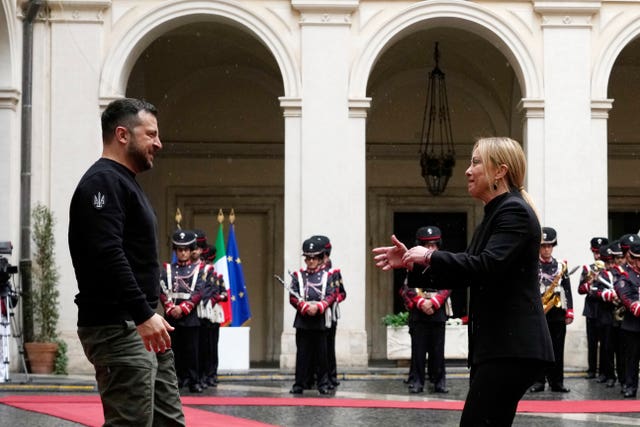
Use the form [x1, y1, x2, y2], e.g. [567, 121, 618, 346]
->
[99, 0, 300, 102]
[351, 1, 537, 360]
[350, 0, 540, 101]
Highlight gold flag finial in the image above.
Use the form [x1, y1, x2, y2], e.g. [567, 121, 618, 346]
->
[217, 209, 224, 224]
[175, 208, 182, 229]
[230, 209, 235, 225]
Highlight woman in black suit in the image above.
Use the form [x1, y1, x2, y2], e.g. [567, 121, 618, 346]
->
[373, 137, 554, 426]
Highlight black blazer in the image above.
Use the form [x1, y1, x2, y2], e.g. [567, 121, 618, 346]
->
[425, 191, 554, 366]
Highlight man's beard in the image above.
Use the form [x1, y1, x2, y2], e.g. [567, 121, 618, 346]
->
[128, 136, 153, 172]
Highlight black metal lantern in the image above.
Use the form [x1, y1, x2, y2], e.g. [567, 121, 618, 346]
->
[419, 42, 455, 196]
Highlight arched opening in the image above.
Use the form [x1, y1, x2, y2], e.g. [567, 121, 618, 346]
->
[365, 25, 524, 361]
[126, 20, 286, 365]
[607, 37, 640, 236]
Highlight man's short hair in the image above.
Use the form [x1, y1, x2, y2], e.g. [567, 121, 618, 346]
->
[101, 98, 157, 141]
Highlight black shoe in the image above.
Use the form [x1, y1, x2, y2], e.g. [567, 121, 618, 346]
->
[318, 387, 331, 395]
[434, 386, 449, 394]
[290, 386, 303, 394]
[189, 384, 203, 393]
[331, 380, 340, 387]
[205, 378, 218, 387]
[606, 379, 616, 388]
[529, 383, 544, 393]
[409, 386, 424, 394]
[585, 372, 596, 379]
[624, 389, 637, 398]
[596, 375, 607, 383]
[551, 385, 570, 393]
[326, 383, 335, 390]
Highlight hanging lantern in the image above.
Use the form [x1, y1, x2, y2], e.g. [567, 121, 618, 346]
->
[419, 42, 456, 196]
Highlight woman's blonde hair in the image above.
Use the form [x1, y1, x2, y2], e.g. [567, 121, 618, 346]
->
[473, 137, 539, 216]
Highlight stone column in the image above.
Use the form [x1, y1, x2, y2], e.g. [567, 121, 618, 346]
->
[33, 0, 110, 372]
[0, 89, 20, 247]
[534, 1, 604, 369]
[279, 0, 368, 369]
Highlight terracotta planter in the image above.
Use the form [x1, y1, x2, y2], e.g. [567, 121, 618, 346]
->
[25, 342, 59, 374]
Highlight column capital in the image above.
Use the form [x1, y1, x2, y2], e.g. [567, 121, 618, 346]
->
[46, 0, 111, 23]
[0, 88, 21, 110]
[534, 1, 601, 28]
[591, 98, 614, 119]
[279, 97, 302, 117]
[292, 0, 359, 26]
[517, 98, 545, 118]
[349, 97, 371, 118]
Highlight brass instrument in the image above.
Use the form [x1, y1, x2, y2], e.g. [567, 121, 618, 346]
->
[585, 260, 606, 284]
[542, 262, 567, 314]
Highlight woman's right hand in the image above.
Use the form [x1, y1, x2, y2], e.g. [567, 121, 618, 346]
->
[372, 234, 408, 270]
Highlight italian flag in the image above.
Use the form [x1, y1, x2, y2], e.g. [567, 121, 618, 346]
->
[214, 222, 232, 326]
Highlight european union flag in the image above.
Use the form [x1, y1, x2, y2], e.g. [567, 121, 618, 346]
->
[227, 223, 251, 326]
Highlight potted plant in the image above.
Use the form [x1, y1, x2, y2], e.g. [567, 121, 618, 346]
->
[24, 203, 62, 374]
[382, 311, 411, 360]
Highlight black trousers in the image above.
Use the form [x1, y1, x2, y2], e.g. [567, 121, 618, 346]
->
[294, 328, 329, 390]
[622, 329, 640, 391]
[585, 317, 599, 374]
[198, 321, 220, 381]
[327, 321, 338, 384]
[461, 358, 544, 427]
[171, 325, 199, 386]
[598, 322, 616, 380]
[535, 321, 565, 387]
[410, 322, 446, 388]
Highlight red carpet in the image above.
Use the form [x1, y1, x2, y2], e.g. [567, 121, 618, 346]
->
[1, 395, 640, 426]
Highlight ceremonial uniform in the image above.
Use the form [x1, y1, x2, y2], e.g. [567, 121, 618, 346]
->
[400, 274, 450, 393]
[197, 259, 227, 387]
[589, 243, 622, 387]
[531, 227, 573, 392]
[312, 235, 346, 389]
[577, 236, 607, 379]
[400, 226, 450, 394]
[614, 241, 640, 398]
[160, 230, 205, 393]
[289, 238, 338, 395]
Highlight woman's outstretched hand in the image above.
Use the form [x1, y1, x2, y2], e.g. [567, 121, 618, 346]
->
[372, 234, 408, 271]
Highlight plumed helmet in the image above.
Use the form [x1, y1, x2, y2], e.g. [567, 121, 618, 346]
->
[619, 234, 638, 252]
[172, 230, 197, 249]
[193, 229, 208, 249]
[608, 240, 623, 257]
[541, 227, 558, 246]
[629, 241, 640, 259]
[302, 238, 324, 257]
[311, 235, 332, 256]
[205, 244, 216, 262]
[415, 226, 441, 247]
[590, 237, 609, 252]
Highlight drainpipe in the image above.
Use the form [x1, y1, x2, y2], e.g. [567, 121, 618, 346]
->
[20, 0, 44, 344]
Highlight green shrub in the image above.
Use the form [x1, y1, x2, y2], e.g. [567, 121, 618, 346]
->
[381, 311, 409, 327]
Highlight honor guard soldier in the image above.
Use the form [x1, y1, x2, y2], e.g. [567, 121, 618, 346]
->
[590, 242, 622, 387]
[196, 244, 227, 388]
[614, 241, 640, 398]
[400, 226, 451, 394]
[160, 230, 206, 393]
[289, 238, 338, 395]
[578, 237, 608, 379]
[530, 227, 573, 393]
[312, 235, 346, 389]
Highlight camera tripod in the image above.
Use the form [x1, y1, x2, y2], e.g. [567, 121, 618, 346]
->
[1, 292, 30, 383]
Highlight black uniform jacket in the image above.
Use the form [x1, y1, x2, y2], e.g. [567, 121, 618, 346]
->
[614, 264, 640, 332]
[420, 191, 554, 366]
